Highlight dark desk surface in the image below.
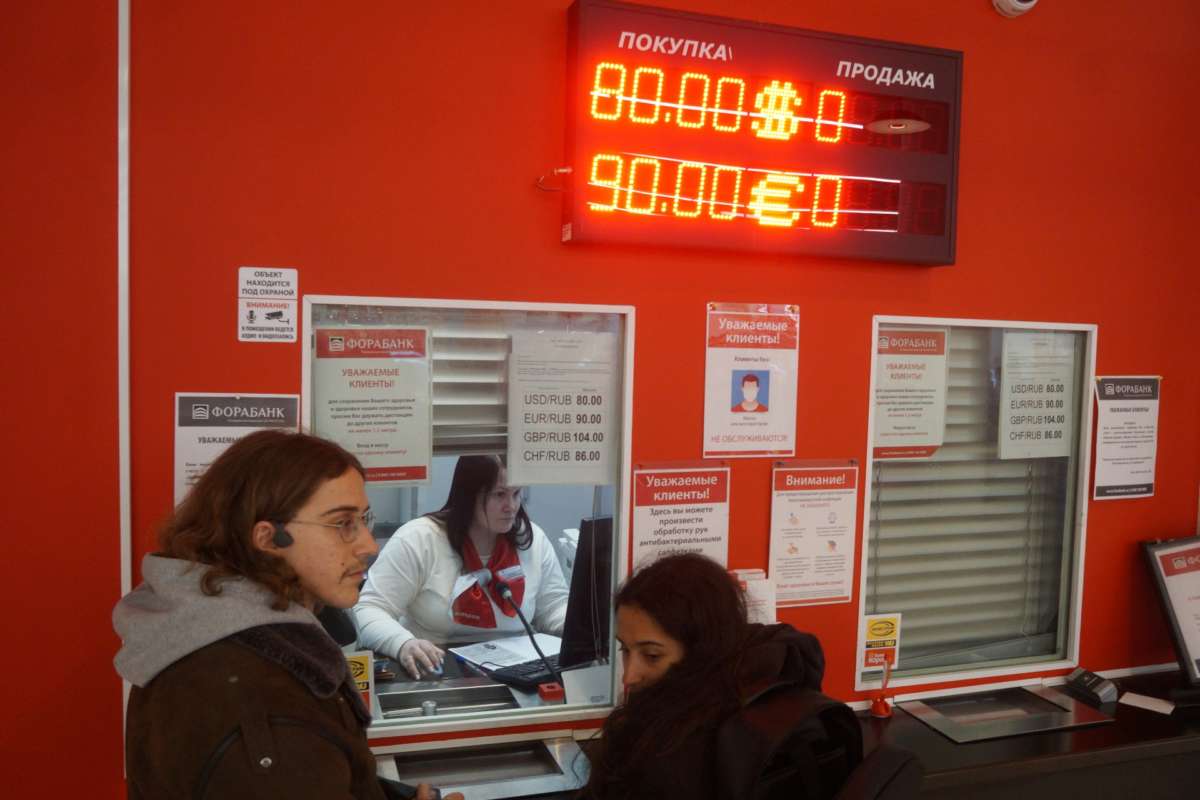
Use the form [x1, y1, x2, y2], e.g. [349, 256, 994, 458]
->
[864, 673, 1200, 800]
[398, 671, 1198, 799]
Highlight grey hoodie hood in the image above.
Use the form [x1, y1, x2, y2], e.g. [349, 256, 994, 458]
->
[113, 554, 320, 687]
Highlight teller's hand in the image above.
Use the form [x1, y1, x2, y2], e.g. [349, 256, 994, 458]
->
[399, 638, 445, 679]
[416, 786, 463, 800]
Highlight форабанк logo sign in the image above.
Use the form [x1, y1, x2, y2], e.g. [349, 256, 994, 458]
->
[1160, 546, 1200, 577]
[1099, 377, 1159, 400]
[179, 395, 298, 429]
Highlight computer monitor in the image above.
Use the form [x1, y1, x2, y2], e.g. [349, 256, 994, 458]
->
[1143, 536, 1200, 688]
[558, 515, 613, 669]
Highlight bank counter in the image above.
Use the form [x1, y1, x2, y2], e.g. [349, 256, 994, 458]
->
[371, 654, 575, 719]
[370, 651, 1200, 800]
[369, 655, 594, 799]
[866, 671, 1200, 800]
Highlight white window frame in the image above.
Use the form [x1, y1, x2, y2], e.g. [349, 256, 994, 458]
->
[301, 295, 635, 742]
[855, 315, 1097, 691]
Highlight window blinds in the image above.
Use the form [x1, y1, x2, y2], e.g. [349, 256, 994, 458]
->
[430, 330, 509, 455]
[865, 326, 1078, 672]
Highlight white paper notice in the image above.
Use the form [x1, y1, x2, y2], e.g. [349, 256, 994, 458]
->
[312, 328, 432, 484]
[507, 331, 619, 486]
[999, 331, 1076, 460]
[1149, 539, 1200, 682]
[632, 466, 730, 567]
[770, 464, 857, 606]
[703, 303, 798, 458]
[873, 328, 948, 459]
[1118, 692, 1175, 716]
[449, 634, 562, 669]
[563, 663, 613, 707]
[740, 577, 778, 625]
[1093, 376, 1160, 500]
[174, 393, 299, 504]
[237, 266, 297, 343]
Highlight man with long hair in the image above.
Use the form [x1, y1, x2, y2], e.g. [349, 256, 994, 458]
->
[114, 430, 457, 800]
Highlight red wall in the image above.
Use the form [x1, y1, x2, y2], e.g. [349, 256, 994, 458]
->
[129, 0, 1200, 694]
[8, 1, 1200, 795]
[1, 1, 122, 796]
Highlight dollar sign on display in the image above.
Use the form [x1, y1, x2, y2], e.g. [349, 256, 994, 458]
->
[751, 80, 802, 141]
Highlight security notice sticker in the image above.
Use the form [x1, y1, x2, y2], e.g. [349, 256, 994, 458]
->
[770, 463, 858, 607]
[703, 303, 799, 458]
[507, 331, 619, 486]
[345, 650, 375, 715]
[999, 330, 1076, 460]
[862, 613, 902, 671]
[632, 465, 730, 568]
[312, 328, 432, 484]
[237, 266, 297, 343]
[873, 328, 948, 459]
[174, 393, 299, 505]
[1093, 376, 1161, 500]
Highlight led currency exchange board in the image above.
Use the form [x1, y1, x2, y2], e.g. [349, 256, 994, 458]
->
[563, 0, 963, 264]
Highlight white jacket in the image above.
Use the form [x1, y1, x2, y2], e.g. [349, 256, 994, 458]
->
[353, 516, 569, 659]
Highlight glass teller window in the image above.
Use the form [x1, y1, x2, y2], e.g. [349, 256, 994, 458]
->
[303, 297, 633, 732]
[859, 319, 1095, 685]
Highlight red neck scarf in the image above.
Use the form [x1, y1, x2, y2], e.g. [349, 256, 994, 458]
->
[451, 534, 526, 628]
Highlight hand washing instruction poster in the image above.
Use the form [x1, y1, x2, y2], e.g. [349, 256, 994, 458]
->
[507, 331, 619, 486]
[1093, 376, 1161, 500]
[174, 393, 299, 504]
[703, 303, 798, 458]
[632, 465, 730, 567]
[312, 328, 431, 484]
[770, 463, 858, 606]
[872, 328, 948, 460]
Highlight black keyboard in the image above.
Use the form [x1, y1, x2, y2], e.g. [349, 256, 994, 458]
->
[486, 654, 561, 691]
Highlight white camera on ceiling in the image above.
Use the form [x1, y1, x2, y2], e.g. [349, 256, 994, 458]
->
[993, 0, 1038, 17]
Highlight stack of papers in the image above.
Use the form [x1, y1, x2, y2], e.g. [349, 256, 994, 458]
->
[449, 634, 562, 669]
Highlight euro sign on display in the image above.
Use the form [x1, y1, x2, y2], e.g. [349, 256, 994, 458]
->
[748, 174, 802, 226]
[752, 80, 802, 141]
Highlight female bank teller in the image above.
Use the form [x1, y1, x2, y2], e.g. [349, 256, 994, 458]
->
[354, 455, 569, 679]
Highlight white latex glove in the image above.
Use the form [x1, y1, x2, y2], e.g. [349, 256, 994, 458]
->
[398, 638, 445, 679]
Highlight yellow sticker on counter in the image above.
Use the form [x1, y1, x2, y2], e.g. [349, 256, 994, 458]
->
[345, 650, 374, 713]
[862, 613, 902, 671]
